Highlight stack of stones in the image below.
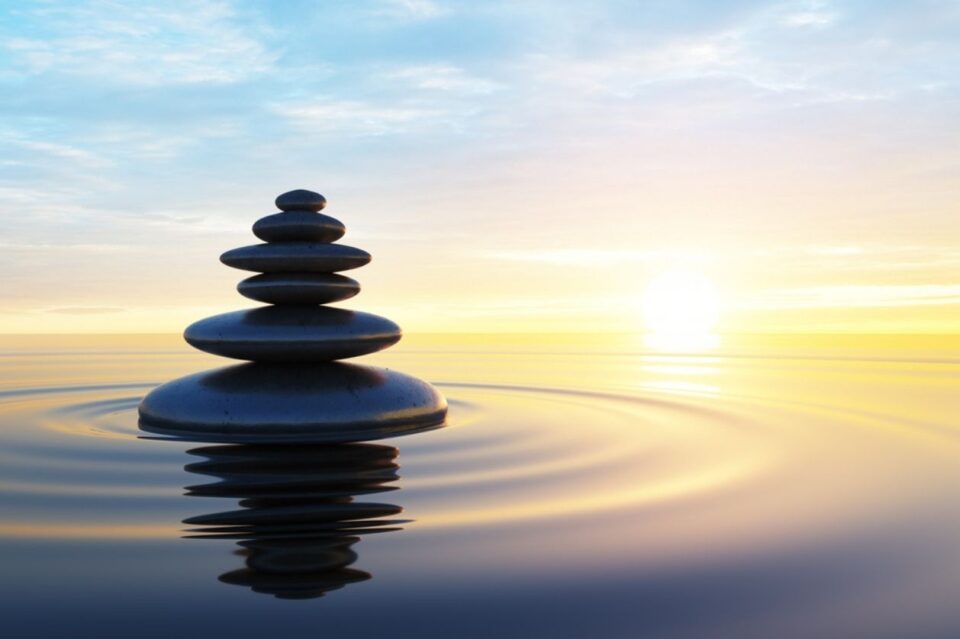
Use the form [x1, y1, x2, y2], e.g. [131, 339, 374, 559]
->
[184, 189, 402, 362]
[138, 189, 447, 444]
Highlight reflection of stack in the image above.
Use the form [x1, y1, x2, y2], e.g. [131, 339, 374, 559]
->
[182, 444, 404, 599]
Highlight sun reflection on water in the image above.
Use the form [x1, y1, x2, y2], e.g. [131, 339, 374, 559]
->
[643, 330, 721, 353]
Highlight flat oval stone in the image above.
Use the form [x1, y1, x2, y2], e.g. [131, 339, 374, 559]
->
[220, 243, 370, 273]
[138, 362, 448, 444]
[184, 306, 401, 361]
[276, 189, 326, 212]
[253, 211, 345, 243]
[238, 273, 360, 305]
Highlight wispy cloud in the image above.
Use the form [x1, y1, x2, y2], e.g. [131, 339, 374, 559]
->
[46, 307, 125, 315]
[12, 139, 112, 169]
[781, 0, 838, 29]
[0, 242, 135, 254]
[3, 0, 275, 85]
[743, 285, 960, 310]
[386, 64, 501, 94]
[369, 0, 449, 20]
[782, 11, 837, 28]
[483, 249, 709, 266]
[272, 99, 449, 135]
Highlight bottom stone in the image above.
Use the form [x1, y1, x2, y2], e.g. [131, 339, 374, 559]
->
[138, 362, 447, 444]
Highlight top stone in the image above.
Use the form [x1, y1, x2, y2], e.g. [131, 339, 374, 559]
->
[275, 189, 327, 212]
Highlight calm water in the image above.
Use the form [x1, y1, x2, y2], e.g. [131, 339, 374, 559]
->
[1, 333, 959, 638]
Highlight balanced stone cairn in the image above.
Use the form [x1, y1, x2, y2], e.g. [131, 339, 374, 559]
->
[138, 189, 447, 443]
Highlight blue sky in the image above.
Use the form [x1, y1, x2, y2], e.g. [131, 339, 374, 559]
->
[1, 0, 959, 332]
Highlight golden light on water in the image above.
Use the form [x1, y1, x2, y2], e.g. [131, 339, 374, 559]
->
[642, 269, 721, 351]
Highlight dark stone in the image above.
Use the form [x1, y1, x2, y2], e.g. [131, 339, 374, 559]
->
[253, 211, 345, 243]
[138, 362, 448, 443]
[220, 243, 370, 273]
[275, 189, 326, 212]
[238, 273, 360, 305]
[184, 306, 401, 361]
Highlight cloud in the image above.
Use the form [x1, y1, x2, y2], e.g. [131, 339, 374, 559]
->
[782, 11, 836, 28]
[272, 99, 449, 135]
[512, 1, 954, 112]
[483, 249, 709, 266]
[13, 139, 112, 169]
[140, 212, 206, 225]
[754, 244, 960, 274]
[781, 0, 838, 29]
[386, 64, 501, 94]
[743, 285, 960, 310]
[2, 0, 275, 85]
[804, 245, 864, 256]
[369, 0, 449, 20]
[46, 307, 125, 315]
[0, 242, 134, 253]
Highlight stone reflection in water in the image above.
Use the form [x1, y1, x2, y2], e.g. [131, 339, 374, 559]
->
[181, 443, 405, 599]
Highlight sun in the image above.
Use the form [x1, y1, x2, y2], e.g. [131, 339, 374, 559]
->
[641, 269, 721, 349]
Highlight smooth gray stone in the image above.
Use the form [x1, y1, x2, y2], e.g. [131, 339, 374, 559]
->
[138, 362, 448, 443]
[221, 243, 370, 273]
[238, 273, 360, 305]
[184, 306, 401, 361]
[276, 189, 326, 212]
[253, 211, 345, 243]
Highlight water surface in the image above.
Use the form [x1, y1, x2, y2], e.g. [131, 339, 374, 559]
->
[1, 333, 959, 638]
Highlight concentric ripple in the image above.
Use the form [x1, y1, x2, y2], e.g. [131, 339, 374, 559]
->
[3, 340, 960, 637]
[1, 349, 958, 551]
[0, 377, 776, 540]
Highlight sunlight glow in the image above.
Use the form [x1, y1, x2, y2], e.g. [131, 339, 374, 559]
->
[642, 269, 721, 351]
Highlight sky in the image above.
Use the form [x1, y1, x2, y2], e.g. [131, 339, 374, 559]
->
[0, 0, 958, 334]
